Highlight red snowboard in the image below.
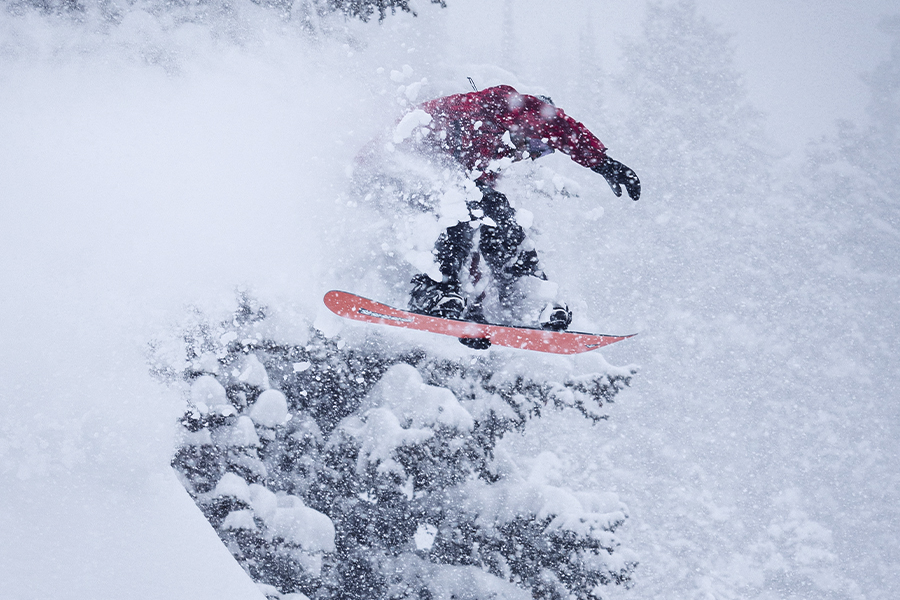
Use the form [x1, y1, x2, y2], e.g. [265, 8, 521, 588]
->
[324, 290, 635, 355]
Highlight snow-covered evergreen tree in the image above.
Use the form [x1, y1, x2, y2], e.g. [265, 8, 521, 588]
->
[792, 15, 900, 404]
[605, 0, 778, 331]
[299, 0, 446, 23]
[584, 4, 896, 599]
[615, 0, 768, 200]
[153, 294, 638, 599]
[7, 0, 446, 23]
[788, 20, 900, 594]
[804, 16, 900, 245]
[579, 4, 871, 598]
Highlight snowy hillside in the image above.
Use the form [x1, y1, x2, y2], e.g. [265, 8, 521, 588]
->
[2, 1, 899, 599]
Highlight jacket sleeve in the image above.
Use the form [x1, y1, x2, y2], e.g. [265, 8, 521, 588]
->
[491, 87, 609, 168]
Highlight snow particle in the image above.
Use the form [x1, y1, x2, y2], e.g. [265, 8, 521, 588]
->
[249, 390, 289, 428]
[414, 523, 438, 551]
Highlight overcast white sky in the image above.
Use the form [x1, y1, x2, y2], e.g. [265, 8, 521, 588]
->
[443, 0, 897, 154]
[698, 0, 897, 149]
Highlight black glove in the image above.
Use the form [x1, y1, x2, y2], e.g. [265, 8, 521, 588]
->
[592, 157, 641, 201]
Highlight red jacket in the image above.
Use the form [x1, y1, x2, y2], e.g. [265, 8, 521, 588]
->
[414, 85, 608, 183]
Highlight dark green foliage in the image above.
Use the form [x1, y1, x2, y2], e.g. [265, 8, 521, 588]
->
[322, 0, 446, 22]
[5, 0, 448, 23]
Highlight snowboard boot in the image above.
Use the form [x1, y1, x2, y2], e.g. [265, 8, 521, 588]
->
[458, 336, 491, 350]
[408, 274, 466, 319]
[539, 303, 573, 331]
[458, 299, 491, 350]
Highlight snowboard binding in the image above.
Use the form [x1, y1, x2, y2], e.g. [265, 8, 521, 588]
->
[539, 303, 573, 332]
[408, 274, 466, 319]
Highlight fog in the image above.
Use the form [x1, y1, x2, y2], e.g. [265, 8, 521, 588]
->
[1, 1, 897, 598]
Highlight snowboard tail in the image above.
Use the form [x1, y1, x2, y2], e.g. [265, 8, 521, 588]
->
[324, 290, 634, 355]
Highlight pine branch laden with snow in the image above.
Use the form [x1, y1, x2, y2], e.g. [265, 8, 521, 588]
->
[152, 295, 637, 599]
[319, 0, 446, 22]
[7, 0, 447, 24]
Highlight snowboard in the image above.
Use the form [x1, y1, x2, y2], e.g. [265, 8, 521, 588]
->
[324, 290, 635, 355]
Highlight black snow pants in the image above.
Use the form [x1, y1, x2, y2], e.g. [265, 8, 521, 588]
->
[434, 183, 541, 300]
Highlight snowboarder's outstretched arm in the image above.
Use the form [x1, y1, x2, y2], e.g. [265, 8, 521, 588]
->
[488, 86, 641, 201]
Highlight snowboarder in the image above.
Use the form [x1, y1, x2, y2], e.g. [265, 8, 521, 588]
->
[383, 84, 640, 331]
